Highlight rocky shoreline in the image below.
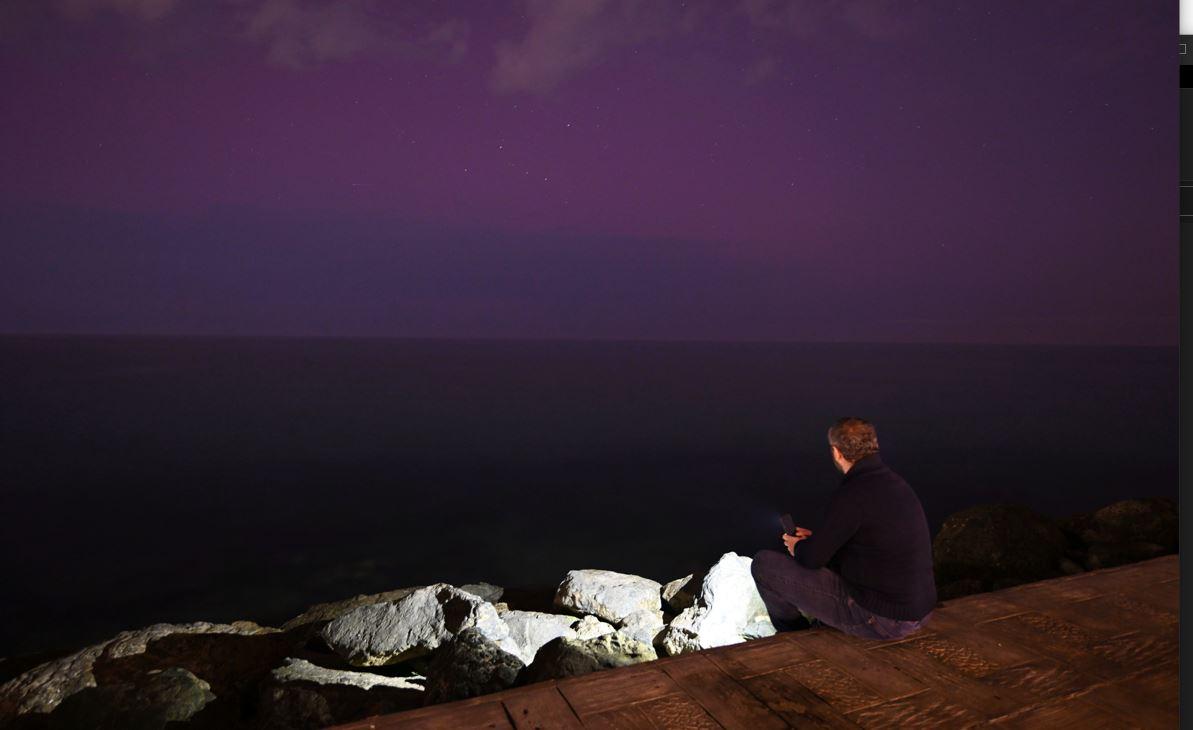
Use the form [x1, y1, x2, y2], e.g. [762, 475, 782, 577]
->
[0, 496, 1176, 729]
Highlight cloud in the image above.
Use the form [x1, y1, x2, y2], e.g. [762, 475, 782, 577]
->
[490, 0, 677, 95]
[45, 0, 467, 69]
[242, 0, 379, 69]
[54, 0, 179, 21]
[741, 0, 909, 40]
[425, 18, 469, 63]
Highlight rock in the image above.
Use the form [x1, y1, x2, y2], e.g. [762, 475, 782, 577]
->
[1060, 497, 1178, 570]
[422, 628, 524, 705]
[571, 616, 616, 641]
[500, 611, 578, 665]
[493, 602, 510, 616]
[1083, 542, 1170, 571]
[1059, 557, 1085, 575]
[282, 587, 422, 630]
[933, 503, 1069, 588]
[659, 608, 700, 656]
[658, 552, 775, 656]
[458, 583, 504, 603]
[0, 621, 277, 719]
[272, 657, 424, 691]
[523, 632, 656, 682]
[553, 570, 662, 624]
[661, 573, 702, 613]
[46, 667, 214, 730]
[258, 658, 423, 730]
[616, 610, 665, 646]
[321, 584, 516, 667]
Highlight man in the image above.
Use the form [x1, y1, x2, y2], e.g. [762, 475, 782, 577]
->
[751, 417, 936, 640]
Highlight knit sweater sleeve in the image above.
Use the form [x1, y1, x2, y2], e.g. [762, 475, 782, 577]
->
[794, 485, 863, 569]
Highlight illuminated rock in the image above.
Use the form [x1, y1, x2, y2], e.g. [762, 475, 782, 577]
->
[616, 609, 665, 646]
[320, 584, 516, 667]
[260, 658, 424, 729]
[661, 572, 701, 612]
[658, 552, 775, 656]
[571, 615, 616, 641]
[553, 569, 662, 624]
[500, 611, 578, 664]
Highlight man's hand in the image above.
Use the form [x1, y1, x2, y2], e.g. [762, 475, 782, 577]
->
[781, 527, 813, 556]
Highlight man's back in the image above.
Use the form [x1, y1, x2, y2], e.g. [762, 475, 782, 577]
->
[794, 453, 936, 621]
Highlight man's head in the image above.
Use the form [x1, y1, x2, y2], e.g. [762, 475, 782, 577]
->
[827, 417, 879, 473]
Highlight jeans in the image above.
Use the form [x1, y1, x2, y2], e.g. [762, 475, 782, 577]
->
[751, 548, 932, 641]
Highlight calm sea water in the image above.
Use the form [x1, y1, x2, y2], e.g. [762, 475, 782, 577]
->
[0, 336, 1177, 656]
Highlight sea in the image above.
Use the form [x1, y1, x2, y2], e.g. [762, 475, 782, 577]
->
[0, 336, 1177, 657]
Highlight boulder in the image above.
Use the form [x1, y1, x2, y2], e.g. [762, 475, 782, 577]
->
[1059, 497, 1178, 570]
[571, 616, 616, 641]
[933, 504, 1069, 588]
[616, 610, 665, 647]
[282, 587, 422, 630]
[320, 584, 515, 667]
[422, 628, 524, 705]
[272, 657, 423, 692]
[0, 621, 276, 719]
[46, 667, 214, 730]
[657, 552, 775, 656]
[523, 632, 656, 682]
[458, 583, 505, 603]
[258, 658, 423, 730]
[553, 570, 662, 624]
[661, 573, 701, 613]
[500, 611, 578, 665]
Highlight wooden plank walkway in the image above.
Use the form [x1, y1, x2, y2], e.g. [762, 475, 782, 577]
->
[331, 554, 1179, 729]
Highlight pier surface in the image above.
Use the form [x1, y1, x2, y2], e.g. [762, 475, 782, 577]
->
[332, 554, 1178, 729]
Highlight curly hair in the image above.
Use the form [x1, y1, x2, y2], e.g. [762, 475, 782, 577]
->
[827, 417, 879, 462]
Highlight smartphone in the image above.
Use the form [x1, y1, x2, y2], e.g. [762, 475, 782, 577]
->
[780, 513, 796, 536]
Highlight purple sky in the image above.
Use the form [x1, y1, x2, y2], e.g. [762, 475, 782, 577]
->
[0, 1, 1176, 344]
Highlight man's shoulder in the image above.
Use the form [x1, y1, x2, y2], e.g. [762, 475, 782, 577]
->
[841, 463, 913, 495]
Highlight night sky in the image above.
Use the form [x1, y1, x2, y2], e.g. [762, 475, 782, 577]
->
[0, 1, 1176, 345]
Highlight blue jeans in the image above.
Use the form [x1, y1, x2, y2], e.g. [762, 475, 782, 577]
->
[751, 549, 932, 641]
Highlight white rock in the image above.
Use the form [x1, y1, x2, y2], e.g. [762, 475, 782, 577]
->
[657, 553, 776, 656]
[616, 609, 665, 646]
[271, 658, 425, 692]
[571, 615, 616, 641]
[320, 583, 517, 667]
[661, 573, 701, 612]
[554, 570, 662, 624]
[458, 582, 504, 603]
[500, 611, 579, 665]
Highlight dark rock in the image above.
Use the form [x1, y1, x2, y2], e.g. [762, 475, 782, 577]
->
[1059, 497, 1178, 570]
[422, 629, 523, 705]
[47, 667, 214, 730]
[933, 503, 1069, 589]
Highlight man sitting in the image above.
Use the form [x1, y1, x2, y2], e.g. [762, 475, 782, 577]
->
[751, 417, 937, 640]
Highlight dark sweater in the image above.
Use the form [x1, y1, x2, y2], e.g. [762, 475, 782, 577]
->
[794, 453, 937, 621]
